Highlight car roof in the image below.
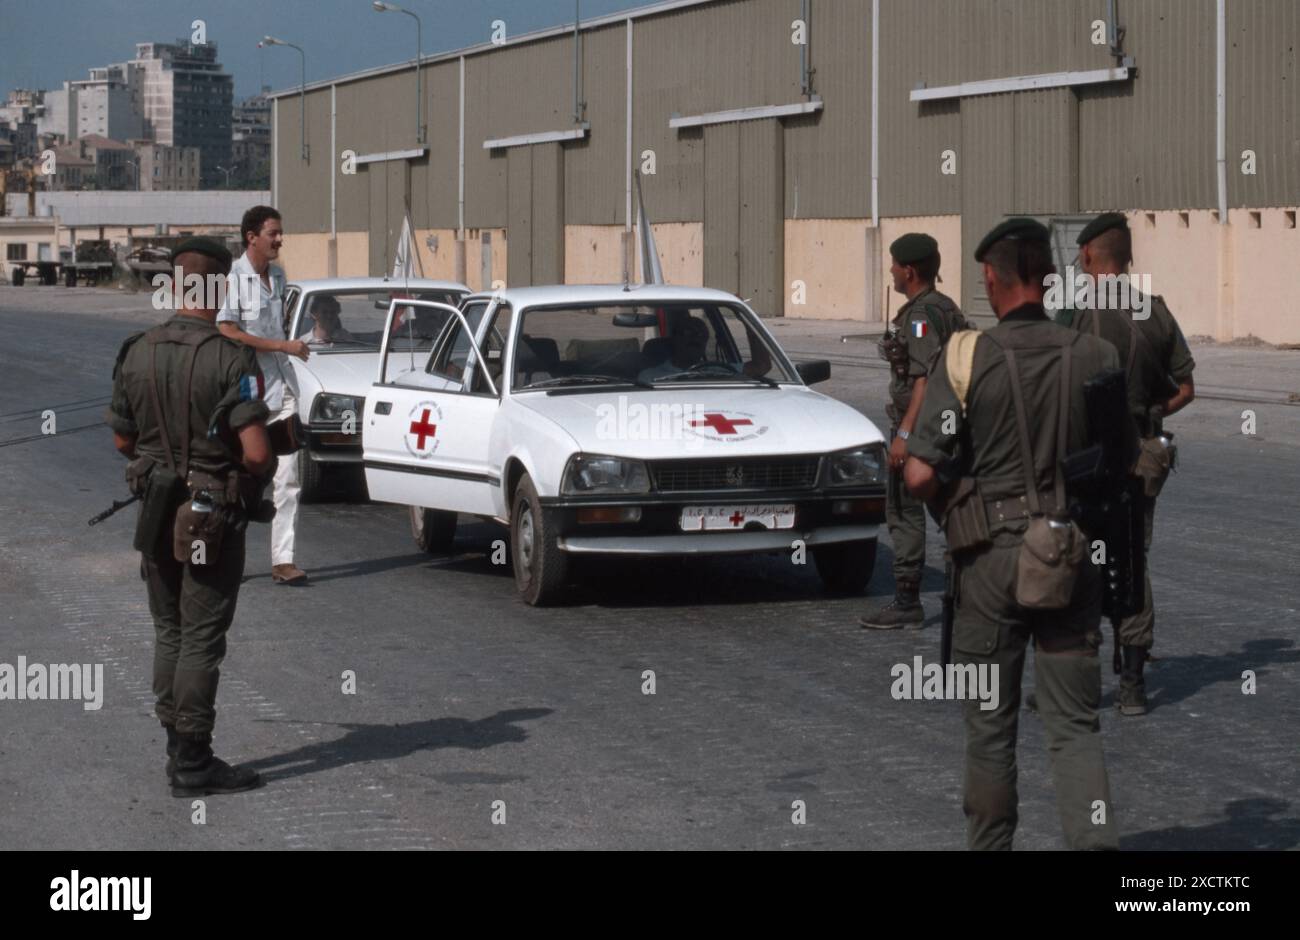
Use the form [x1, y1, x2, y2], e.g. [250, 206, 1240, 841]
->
[290, 277, 470, 293]
[461, 284, 746, 307]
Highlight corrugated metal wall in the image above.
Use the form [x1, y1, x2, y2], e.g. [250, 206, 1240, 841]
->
[960, 94, 1015, 325]
[1228, 0, 1300, 208]
[465, 34, 574, 230]
[274, 0, 1299, 272]
[565, 23, 627, 226]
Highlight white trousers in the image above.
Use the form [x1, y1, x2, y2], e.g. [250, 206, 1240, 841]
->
[270, 389, 301, 566]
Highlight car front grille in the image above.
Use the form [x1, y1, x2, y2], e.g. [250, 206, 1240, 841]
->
[649, 456, 821, 493]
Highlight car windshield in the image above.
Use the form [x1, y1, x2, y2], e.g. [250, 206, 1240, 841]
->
[512, 303, 794, 391]
[297, 289, 464, 352]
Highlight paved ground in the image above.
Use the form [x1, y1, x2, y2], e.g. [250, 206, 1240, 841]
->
[1, 283, 1297, 850]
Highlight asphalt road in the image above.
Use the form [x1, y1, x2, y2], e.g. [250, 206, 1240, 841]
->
[1, 285, 1297, 850]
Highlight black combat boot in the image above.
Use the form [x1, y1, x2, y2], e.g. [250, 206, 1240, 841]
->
[163, 723, 179, 780]
[859, 579, 924, 630]
[1117, 646, 1148, 716]
[170, 732, 262, 797]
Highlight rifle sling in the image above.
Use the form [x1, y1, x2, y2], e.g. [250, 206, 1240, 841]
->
[1001, 339, 1072, 517]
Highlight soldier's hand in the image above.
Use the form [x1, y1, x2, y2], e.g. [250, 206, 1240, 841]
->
[889, 434, 909, 471]
[283, 339, 311, 361]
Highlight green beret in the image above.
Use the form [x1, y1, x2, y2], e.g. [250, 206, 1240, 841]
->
[889, 233, 939, 265]
[974, 217, 1051, 262]
[170, 237, 232, 273]
[1076, 212, 1128, 246]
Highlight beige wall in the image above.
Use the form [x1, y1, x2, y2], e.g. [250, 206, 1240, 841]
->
[1129, 208, 1300, 344]
[565, 225, 626, 285]
[642, 222, 703, 285]
[463, 229, 507, 292]
[279, 231, 370, 281]
[783, 219, 870, 321]
[413, 229, 462, 283]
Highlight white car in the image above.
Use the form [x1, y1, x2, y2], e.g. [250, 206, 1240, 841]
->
[283, 277, 470, 499]
[361, 284, 889, 605]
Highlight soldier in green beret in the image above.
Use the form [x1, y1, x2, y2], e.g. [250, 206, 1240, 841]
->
[903, 217, 1129, 849]
[1058, 212, 1196, 716]
[106, 237, 273, 796]
[861, 233, 972, 629]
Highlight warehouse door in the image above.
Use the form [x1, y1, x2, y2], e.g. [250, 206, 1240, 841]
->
[368, 160, 409, 277]
[960, 89, 1080, 326]
[506, 143, 565, 287]
[704, 119, 784, 317]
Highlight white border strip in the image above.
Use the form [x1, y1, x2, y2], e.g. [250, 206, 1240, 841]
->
[669, 99, 823, 129]
[910, 67, 1132, 102]
[483, 126, 589, 150]
[354, 147, 428, 165]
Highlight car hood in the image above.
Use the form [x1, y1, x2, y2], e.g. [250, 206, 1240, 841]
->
[291, 352, 380, 401]
[511, 385, 884, 458]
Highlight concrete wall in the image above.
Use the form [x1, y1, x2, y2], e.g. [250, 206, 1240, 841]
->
[279, 231, 369, 281]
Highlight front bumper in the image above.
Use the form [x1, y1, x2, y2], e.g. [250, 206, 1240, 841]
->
[540, 487, 885, 556]
[304, 425, 363, 464]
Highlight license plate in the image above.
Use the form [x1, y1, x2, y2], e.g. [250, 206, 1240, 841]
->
[679, 504, 797, 532]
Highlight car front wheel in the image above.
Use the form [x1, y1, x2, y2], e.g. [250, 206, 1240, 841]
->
[511, 474, 568, 606]
[812, 539, 877, 595]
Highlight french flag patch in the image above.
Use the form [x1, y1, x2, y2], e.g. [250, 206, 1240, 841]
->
[239, 374, 263, 401]
[912, 320, 928, 338]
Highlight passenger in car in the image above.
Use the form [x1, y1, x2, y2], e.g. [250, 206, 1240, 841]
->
[300, 295, 359, 345]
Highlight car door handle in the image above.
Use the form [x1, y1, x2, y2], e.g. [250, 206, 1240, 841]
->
[375, 401, 392, 415]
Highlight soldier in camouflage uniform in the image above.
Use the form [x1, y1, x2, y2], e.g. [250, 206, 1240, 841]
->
[107, 238, 274, 796]
[1057, 212, 1196, 716]
[905, 218, 1131, 850]
[861, 233, 971, 629]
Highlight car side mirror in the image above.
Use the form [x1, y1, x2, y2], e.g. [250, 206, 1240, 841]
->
[795, 359, 831, 385]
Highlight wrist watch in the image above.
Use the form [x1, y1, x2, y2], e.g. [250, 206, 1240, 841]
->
[897, 429, 911, 441]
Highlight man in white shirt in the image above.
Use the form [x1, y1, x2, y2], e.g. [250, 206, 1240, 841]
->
[217, 206, 312, 585]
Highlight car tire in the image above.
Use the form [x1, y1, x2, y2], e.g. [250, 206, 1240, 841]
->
[12, 268, 24, 286]
[511, 474, 568, 606]
[410, 505, 457, 554]
[812, 539, 877, 595]
[298, 448, 325, 503]
[65, 268, 76, 287]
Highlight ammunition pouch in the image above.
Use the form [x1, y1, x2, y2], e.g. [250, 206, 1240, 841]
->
[936, 477, 992, 555]
[132, 462, 185, 559]
[173, 471, 234, 564]
[1132, 434, 1175, 499]
[1015, 515, 1085, 610]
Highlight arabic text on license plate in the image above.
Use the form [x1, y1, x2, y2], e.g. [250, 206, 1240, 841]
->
[680, 505, 797, 532]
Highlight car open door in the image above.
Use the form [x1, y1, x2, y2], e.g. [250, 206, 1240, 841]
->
[362, 299, 502, 517]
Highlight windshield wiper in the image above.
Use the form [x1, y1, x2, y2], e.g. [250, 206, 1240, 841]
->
[527, 374, 653, 390]
[653, 364, 779, 386]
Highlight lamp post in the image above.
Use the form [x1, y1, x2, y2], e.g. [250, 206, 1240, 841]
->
[372, 1, 425, 146]
[125, 158, 139, 192]
[216, 164, 234, 188]
[263, 36, 309, 161]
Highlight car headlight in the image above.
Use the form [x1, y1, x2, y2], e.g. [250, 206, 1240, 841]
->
[827, 443, 888, 486]
[561, 454, 651, 496]
[311, 394, 363, 424]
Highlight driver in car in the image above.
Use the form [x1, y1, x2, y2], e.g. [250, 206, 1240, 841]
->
[300, 295, 359, 344]
[637, 315, 773, 383]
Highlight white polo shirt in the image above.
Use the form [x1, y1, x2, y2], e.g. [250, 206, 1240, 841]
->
[218, 252, 295, 411]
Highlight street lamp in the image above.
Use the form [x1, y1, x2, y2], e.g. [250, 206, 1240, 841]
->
[216, 164, 234, 188]
[372, 1, 425, 146]
[262, 35, 309, 161]
[125, 158, 139, 192]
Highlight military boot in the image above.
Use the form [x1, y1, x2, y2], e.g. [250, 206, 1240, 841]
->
[859, 579, 924, 630]
[163, 723, 179, 780]
[1117, 646, 1148, 716]
[171, 733, 262, 797]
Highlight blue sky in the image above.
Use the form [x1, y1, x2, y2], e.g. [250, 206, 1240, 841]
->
[0, 0, 657, 99]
